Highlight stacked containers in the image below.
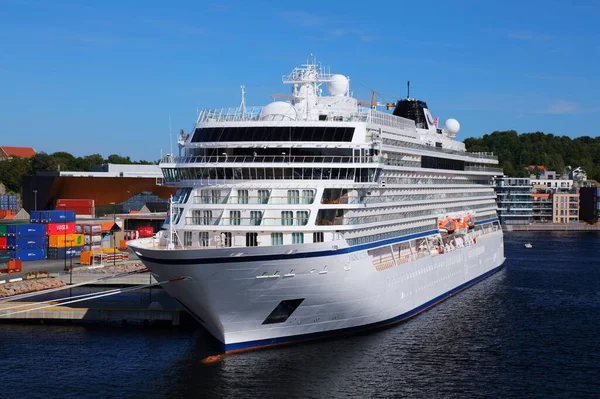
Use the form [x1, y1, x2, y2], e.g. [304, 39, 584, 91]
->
[56, 199, 95, 218]
[0, 195, 18, 212]
[82, 224, 103, 253]
[6, 224, 47, 261]
[30, 210, 84, 260]
[0, 224, 9, 264]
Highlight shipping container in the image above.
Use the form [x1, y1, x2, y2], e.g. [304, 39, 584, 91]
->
[0, 236, 6, 250]
[124, 230, 140, 240]
[7, 224, 47, 237]
[48, 234, 84, 248]
[84, 235, 103, 245]
[82, 244, 103, 252]
[46, 222, 77, 235]
[47, 246, 84, 259]
[137, 226, 154, 238]
[11, 248, 46, 261]
[7, 236, 48, 249]
[30, 210, 41, 223]
[41, 210, 76, 223]
[7, 259, 22, 273]
[83, 224, 103, 234]
[56, 199, 95, 208]
[0, 225, 7, 237]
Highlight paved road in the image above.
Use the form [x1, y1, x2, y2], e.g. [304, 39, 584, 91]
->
[0, 250, 140, 281]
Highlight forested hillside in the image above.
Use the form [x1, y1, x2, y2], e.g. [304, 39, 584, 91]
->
[464, 131, 600, 180]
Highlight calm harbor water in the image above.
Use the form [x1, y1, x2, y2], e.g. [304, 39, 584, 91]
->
[1, 232, 598, 398]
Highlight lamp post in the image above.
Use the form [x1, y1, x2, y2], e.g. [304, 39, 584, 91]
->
[110, 202, 116, 266]
[67, 237, 74, 286]
[33, 190, 37, 212]
[59, 204, 67, 272]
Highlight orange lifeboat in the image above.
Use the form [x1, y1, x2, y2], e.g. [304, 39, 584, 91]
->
[438, 217, 457, 234]
[464, 215, 475, 229]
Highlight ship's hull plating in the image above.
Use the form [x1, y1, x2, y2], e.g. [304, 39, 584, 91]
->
[132, 228, 505, 352]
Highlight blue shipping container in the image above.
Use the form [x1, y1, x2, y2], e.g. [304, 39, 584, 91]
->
[11, 248, 46, 262]
[42, 210, 76, 223]
[6, 224, 47, 237]
[7, 236, 48, 249]
[30, 211, 41, 223]
[47, 246, 83, 260]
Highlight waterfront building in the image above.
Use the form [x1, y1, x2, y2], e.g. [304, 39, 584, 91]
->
[495, 176, 533, 225]
[531, 193, 553, 223]
[530, 177, 573, 192]
[579, 187, 599, 223]
[552, 193, 579, 224]
[21, 164, 174, 215]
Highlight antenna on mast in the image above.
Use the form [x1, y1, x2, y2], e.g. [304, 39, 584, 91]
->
[240, 85, 246, 116]
[169, 113, 173, 156]
[407, 81, 410, 99]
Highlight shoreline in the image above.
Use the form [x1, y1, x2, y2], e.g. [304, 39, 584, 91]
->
[503, 224, 600, 232]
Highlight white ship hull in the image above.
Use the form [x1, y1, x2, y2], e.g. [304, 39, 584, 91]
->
[131, 226, 504, 353]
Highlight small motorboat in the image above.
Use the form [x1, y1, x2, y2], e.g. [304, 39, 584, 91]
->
[524, 243, 532, 249]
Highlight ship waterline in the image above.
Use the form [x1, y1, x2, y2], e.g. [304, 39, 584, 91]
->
[129, 57, 505, 351]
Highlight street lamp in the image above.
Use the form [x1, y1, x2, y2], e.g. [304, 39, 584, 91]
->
[33, 190, 37, 212]
[58, 204, 67, 272]
[66, 237, 74, 286]
[109, 202, 116, 266]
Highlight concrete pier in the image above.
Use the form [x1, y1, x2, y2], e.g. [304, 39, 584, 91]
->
[0, 301, 183, 326]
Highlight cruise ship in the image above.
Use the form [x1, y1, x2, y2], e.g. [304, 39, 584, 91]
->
[129, 58, 506, 353]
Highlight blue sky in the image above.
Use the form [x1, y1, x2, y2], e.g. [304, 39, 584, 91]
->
[1, 0, 599, 160]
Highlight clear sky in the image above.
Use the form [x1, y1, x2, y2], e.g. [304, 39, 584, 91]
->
[1, 0, 599, 160]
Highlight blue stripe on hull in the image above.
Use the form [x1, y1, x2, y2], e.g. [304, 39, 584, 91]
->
[224, 261, 505, 353]
[139, 218, 499, 265]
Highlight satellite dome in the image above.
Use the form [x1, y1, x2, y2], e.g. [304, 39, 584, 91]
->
[444, 118, 460, 135]
[328, 74, 349, 96]
[259, 101, 297, 121]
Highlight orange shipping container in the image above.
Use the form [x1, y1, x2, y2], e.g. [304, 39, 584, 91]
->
[48, 234, 84, 248]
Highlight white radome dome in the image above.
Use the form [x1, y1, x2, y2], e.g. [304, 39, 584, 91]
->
[328, 74, 349, 96]
[444, 118, 460, 135]
[259, 101, 297, 121]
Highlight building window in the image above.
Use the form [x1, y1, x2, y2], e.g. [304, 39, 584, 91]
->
[313, 232, 324, 243]
[287, 190, 300, 204]
[184, 231, 193, 246]
[238, 190, 249, 204]
[250, 211, 262, 226]
[271, 233, 283, 246]
[202, 210, 213, 225]
[220, 232, 232, 247]
[199, 232, 209, 247]
[258, 190, 270, 204]
[230, 211, 241, 225]
[292, 232, 304, 244]
[281, 211, 294, 226]
[301, 190, 315, 204]
[297, 211, 309, 225]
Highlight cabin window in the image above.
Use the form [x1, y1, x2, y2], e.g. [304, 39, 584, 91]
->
[238, 190, 249, 204]
[313, 232, 324, 243]
[297, 211, 309, 226]
[246, 232, 258, 247]
[281, 211, 293, 226]
[230, 211, 241, 226]
[271, 233, 283, 246]
[199, 232, 209, 247]
[292, 232, 304, 244]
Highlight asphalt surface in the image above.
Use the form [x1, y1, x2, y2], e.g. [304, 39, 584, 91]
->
[0, 250, 140, 280]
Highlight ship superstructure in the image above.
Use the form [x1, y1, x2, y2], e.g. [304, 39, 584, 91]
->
[129, 57, 505, 352]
